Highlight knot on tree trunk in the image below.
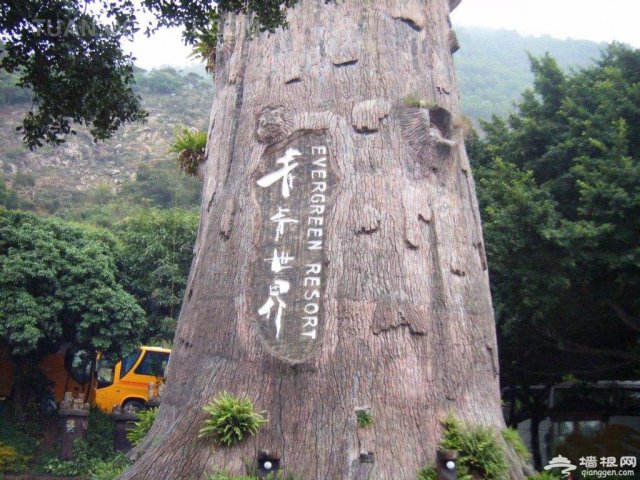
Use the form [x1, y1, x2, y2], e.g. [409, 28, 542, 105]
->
[256, 106, 293, 145]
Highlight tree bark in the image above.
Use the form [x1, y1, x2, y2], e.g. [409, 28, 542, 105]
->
[122, 1, 522, 478]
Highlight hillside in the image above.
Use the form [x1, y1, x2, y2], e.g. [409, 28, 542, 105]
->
[0, 68, 213, 212]
[0, 29, 608, 209]
[455, 27, 606, 121]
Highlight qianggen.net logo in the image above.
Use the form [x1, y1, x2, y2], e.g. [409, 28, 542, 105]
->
[544, 455, 638, 478]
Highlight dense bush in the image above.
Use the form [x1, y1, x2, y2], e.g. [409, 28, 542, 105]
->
[0, 401, 41, 474]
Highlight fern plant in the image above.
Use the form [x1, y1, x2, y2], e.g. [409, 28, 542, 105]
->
[356, 409, 373, 428]
[439, 414, 508, 480]
[502, 427, 531, 462]
[126, 408, 158, 446]
[416, 465, 437, 480]
[199, 392, 268, 446]
[169, 127, 207, 176]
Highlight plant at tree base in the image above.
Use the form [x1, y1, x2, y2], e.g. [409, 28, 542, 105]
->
[439, 415, 508, 480]
[502, 427, 531, 462]
[198, 392, 268, 446]
[89, 454, 131, 480]
[170, 128, 208, 176]
[209, 473, 298, 480]
[127, 408, 158, 446]
[416, 465, 437, 480]
[526, 473, 560, 480]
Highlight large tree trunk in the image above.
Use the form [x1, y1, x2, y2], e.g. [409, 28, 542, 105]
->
[122, 1, 522, 479]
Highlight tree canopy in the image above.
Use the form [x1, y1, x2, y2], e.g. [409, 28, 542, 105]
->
[0, 209, 145, 359]
[470, 44, 640, 386]
[0, 0, 297, 148]
[116, 208, 198, 342]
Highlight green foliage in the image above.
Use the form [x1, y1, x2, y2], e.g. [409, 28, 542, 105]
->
[55, 162, 201, 226]
[43, 409, 124, 477]
[440, 415, 508, 480]
[116, 209, 198, 342]
[502, 428, 531, 462]
[0, 175, 20, 210]
[85, 408, 116, 459]
[0, 4, 146, 148]
[209, 474, 258, 480]
[455, 27, 604, 122]
[136, 67, 184, 95]
[356, 409, 373, 428]
[402, 94, 431, 109]
[170, 128, 208, 177]
[13, 171, 36, 188]
[208, 473, 297, 480]
[127, 407, 158, 446]
[416, 465, 437, 480]
[0, 407, 39, 474]
[0, 1, 297, 147]
[0, 70, 31, 105]
[527, 473, 560, 480]
[471, 44, 640, 384]
[88, 454, 131, 480]
[199, 392, 268, 446]
[0, 209, 145, 359]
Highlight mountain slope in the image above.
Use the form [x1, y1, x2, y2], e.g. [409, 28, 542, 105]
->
[455, 27, 606, 121]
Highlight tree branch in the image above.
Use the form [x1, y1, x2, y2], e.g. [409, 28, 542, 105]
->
[559, 339, 636, 360]
[606, 301, 640, 333]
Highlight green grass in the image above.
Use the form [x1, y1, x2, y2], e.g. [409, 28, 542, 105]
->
[199, 392, 268, 447]
[402, 94, 437, 109]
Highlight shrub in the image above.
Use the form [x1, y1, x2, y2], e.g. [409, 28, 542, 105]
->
[86, 407, 116, 460]
[127, 407, 158, 446]
[89, 454, 131, 480]
[416, 465, 437, 480]
[502, 427, 531, 462]
[527, 473, 561, 479]
[439, 415, 508, 480]
[198, 392, 268, 446]
[356, 409, 373, 428]
[0, 405, 39, 474]
[209, 474, 256, 480]
[0, 442, 31, 474]
[170, 128, 207, 176]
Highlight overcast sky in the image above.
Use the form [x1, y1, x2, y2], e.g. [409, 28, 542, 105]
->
[126, 0, 640, 69]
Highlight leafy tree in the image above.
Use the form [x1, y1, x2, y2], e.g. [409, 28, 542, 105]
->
[0, 175, 19, 209]
[471, 44, 640, 387]
[0, 0, 297, 148]
[0, 209, 146, 407]
[115, 209, 198, 342]
[119, 162, 202, 211]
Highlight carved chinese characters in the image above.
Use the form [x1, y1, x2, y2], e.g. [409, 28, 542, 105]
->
[252, 133, 331, 360]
